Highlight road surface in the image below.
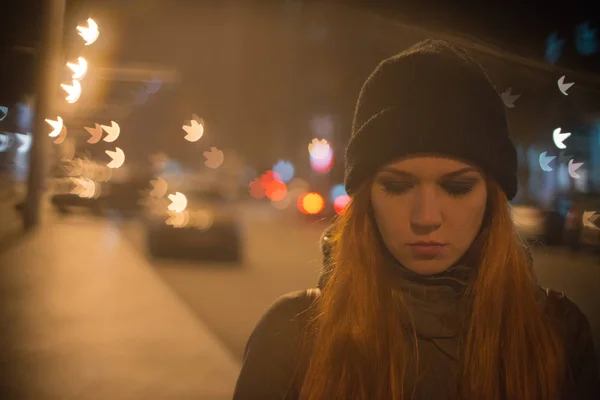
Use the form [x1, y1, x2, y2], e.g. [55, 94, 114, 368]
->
[119, 203, 328, 360]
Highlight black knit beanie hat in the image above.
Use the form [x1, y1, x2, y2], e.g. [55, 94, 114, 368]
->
[344, 39, 518, 200]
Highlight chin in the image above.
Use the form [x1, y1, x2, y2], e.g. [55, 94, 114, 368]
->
[403, 259, 453, 276]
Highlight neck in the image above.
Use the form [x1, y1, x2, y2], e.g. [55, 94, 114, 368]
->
[388, 257, 477, 295]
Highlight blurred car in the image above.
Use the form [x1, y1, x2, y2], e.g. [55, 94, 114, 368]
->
[580, 211, 600, 249]
[563, 193, 600, 251]
[511, 205, 545, 241]
[49, 177, 106, 216]
[48, 157, 153, 217]
[104, 178, 148, 217]
[145, 186, 243, 262]
[510, 203, 564, 245]
[51, 193, 105, 215]
[103, 163, 153, 217]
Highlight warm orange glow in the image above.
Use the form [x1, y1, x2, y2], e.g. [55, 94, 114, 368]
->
[53, 125, 67, 145]
[149, 177, 168, 197]
[167, 192, 188, 213]
[260, 170, 282, 187]
[105, 147, 125, 169]
[61, 80, 82, 103]
[77, 18, 99, 46]
[46, 117, 63, 137]
[298, 192, 324, 215]
[266, 181, 287, 201]
[308, 138, 331, 159]
[183, 116, 204, 142]
[66, 57, 88, 80]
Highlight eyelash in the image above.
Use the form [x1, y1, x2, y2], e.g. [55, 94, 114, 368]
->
[380, 182, 476, 197]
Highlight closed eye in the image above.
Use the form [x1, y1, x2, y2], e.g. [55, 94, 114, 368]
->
[440, 181, 476, 196]
[378, 179, 478, 197]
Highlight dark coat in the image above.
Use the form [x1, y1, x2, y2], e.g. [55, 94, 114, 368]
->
[233, 230, 599, 399]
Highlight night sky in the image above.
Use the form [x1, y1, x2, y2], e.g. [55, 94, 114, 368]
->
[381, 2, 600, 78]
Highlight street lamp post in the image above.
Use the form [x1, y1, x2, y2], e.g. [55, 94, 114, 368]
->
[24, 0, 66, 230]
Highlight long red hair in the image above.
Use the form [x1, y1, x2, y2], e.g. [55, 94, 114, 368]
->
[298, 179, 566, 399]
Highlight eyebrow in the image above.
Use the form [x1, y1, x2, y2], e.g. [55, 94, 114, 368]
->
[379, 166, 479, 179]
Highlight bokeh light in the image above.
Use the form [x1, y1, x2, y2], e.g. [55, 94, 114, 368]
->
[77, 18, 99, 46]
[309, 138, 334, 174]
[298, 192, 324, 215]
[260, 170, 282, 186]
[310, 152, 334, 173]
[308, 138, 331, 159]
[575, 21, 598, 56]
[266, 180, 288, 201]
[272, 160, 295, 183]
[334, 194, 350, 215]
[330, 184, 346, 203]
[166, 210, 190, 229]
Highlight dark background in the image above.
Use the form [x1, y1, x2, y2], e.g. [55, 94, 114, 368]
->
[1, 0, 599, 182]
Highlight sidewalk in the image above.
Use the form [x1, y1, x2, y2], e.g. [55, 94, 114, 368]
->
[0, 192, 24, 253]
[0, 216, 241, 399]
[0, 187, 55, 254]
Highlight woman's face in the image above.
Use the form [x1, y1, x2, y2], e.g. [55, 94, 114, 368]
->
[370, 156, 487, 275]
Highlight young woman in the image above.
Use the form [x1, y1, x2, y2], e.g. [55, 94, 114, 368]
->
[233, 39, 599, 399]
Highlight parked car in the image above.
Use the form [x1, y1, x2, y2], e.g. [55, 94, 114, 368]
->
[510, 203, 564, 245]
[563, 193, 600, 251]
[48, 174, 148, 218]
[48, 177, 105, 216]
[145, 185, 243, 262]
[104, 178, 148, 217]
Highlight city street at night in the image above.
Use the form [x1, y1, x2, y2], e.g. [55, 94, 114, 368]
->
[1, 0, 600, 398]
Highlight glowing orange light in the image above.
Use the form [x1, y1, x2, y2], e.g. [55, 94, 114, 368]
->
[298, 192, 324, 215]
[266, 181, 287, 201]
[77, 18, 99, 46]
[260, 170, 282, 188]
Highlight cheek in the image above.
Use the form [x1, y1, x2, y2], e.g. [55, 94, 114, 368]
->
[370, 193, 411, 245]
[445, 195, 487, 243]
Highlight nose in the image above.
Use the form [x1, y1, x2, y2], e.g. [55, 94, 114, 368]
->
[410, 185, 442, 234]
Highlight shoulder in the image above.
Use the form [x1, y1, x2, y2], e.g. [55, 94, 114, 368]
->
[540, 287, 599, 396]
[242, 288, 321, 362]
[540, 287, 591, 342]
[271, 288, 321, 314]
[254, 289, 321, 334]
[261, 289, 321, 322]
[541, 287, 589, 328]
[233, 289, 321, 399]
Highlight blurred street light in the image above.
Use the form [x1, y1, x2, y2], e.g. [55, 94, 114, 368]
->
[66, 57, 88, 80]
[76, 18, 99, 46]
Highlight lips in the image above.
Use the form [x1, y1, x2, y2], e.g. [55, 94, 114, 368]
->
[407, 243, 447, 257]
[407, 242, 447, 246]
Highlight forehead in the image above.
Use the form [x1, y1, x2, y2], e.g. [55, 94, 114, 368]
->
[380, 155, 482, 178]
